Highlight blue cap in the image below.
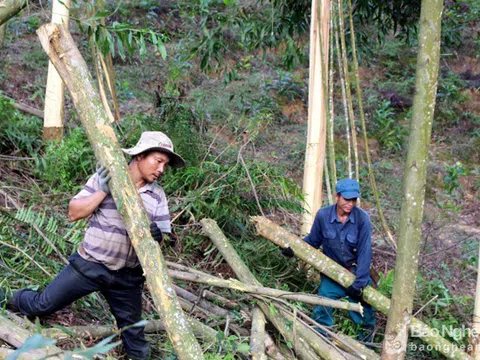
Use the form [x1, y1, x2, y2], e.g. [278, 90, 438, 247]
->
[335, 178, 361, 199]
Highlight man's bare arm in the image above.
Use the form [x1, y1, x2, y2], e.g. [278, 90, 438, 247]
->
[68, 191, 108, 221]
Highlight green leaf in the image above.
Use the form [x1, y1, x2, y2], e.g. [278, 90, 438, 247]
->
[92, 10, 110, 20]
[158, 42, 167, 59]
[236, 343, 250, 353]
[6, 334, 56, 360]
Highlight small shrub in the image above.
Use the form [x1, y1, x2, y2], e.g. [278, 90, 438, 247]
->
[370, 100, 406, 152]
[34, 128, 95, 193]
[443, 161, 465, 194]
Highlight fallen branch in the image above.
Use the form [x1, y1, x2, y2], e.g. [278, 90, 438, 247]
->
[0, 314, 65, 359]
[252, 216, 472, 360]
[42, 318, 218, 344]
[168, 268, 362, 313]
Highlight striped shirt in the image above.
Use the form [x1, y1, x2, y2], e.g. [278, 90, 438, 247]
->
[74, 173, 171, 270]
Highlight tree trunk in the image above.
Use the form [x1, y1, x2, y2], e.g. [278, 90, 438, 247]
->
[43, 0, 71, 140]
[301, 0, 330, 235]
[473, 240, 480, 359]
[0, 0, 27, 26]
[381, 0, 444, 358]
[36, 23, 203, 360]
[252, 216, 472, 360]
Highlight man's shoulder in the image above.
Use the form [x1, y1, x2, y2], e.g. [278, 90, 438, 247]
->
[318, 204, 335, 215]
[354, 206, 371, 223]
[145, 183, 167, 202]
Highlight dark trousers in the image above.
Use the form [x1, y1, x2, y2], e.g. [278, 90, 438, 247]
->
[312, 275, 376, 342]
[14, 252, 149, 359]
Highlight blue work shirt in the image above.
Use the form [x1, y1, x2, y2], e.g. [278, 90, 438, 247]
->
[304, 204, 372, 290]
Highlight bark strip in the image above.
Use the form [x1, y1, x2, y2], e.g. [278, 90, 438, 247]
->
[36, 23, 203, 360]
[252, 216, 472, 360]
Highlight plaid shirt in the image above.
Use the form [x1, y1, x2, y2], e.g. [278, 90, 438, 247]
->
[74, 173, 171, 270]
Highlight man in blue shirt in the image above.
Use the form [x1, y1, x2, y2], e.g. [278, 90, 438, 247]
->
[283, 178, 375, 342]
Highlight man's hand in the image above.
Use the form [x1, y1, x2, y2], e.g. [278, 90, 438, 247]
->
[96, 164, 111, 195]
[346, 285, 363, 302]
[281, 246, 295, 258]
[150, 222, 163, 244]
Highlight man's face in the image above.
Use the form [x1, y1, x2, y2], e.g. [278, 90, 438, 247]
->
[335, 194, 357, 215]
[137, 151, 170, 183]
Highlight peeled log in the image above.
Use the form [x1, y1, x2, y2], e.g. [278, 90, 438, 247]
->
[36, 23, 203, 360]
[0, 0, 27, 26]
[252, 216, 472, 360]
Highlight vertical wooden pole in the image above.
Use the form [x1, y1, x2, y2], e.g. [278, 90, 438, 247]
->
[301, 0, 330, 235]
[473, 242, 480, 359]
[43, 0, 71, 140]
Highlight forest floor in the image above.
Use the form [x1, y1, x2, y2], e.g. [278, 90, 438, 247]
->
[0, 1, 479, 359]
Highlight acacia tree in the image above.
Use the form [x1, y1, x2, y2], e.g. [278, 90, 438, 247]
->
[381, 0, 444, 358]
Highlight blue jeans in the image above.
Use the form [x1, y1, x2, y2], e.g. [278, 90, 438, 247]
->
[312, 275, 376, 342]
[14, 252, 149, 359]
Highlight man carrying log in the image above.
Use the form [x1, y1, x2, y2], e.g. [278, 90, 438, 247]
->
[1, 131, 185, 360]
[282, 178, 376, 342]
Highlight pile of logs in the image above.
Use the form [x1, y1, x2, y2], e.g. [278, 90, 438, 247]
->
[0, 217, 473, 359]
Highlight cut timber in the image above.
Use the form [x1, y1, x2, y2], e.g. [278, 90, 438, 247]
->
[42, 317, 218, 344]
[0, 315, 67, 359]
[0, 0, 27, 26]
[251, 307, 267, 360]
[36, 23, 203, 360]
[168, 268, 363, 313]
[301, 0, 330, 235]
[252, 216, 472, 360]
[200, 218, 354, 360]
[43, 0, 71, 140]
[381, 0, 444, 357]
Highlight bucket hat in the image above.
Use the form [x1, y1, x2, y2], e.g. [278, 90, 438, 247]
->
[335, 178, 361, 199]
[121, 131, 186, 168]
